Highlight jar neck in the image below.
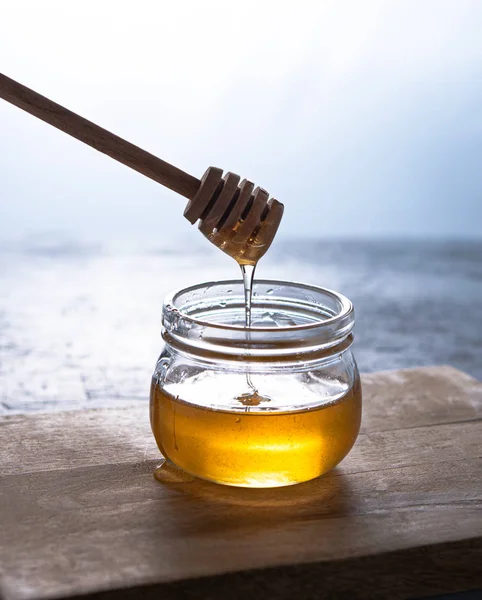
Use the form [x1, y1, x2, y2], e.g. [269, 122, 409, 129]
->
[163, 331, 354, 365]
[162, 279, 355, 360]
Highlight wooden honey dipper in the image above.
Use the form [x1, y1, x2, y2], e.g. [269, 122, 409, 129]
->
[0, 73, 284, 265]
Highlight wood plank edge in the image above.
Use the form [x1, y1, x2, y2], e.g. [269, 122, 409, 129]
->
[16, 537, 481, 600]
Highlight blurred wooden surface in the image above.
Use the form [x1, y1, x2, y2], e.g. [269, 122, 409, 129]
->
[0, 366, 481, 600]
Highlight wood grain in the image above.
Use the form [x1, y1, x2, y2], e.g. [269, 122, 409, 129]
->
[360, 365, 481, 432]
[45, 539, 482, 600]
[0, 73, 200, 199]
[0, 366, 481, 600]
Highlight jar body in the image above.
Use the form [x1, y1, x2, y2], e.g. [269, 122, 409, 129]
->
[150, 280, 361, 488]
[150, 351, 361, 488]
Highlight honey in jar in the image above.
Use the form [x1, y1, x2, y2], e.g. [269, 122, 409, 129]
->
[150, 280, 361, 487]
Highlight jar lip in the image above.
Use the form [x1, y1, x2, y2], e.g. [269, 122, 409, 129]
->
[164, 279, 353, 334]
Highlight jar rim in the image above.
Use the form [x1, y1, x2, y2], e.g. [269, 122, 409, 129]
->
[162, 279, 354, 357]
[164, 279, 353, 333]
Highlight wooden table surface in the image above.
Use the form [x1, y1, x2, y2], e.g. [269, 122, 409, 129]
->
[0, 366, 481, 600]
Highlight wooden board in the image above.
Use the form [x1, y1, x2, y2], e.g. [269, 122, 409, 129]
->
[0, 366, 481, 600]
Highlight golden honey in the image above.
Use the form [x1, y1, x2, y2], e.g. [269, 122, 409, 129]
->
[150, 376, 361, 487]
[207, 203, 283, 266]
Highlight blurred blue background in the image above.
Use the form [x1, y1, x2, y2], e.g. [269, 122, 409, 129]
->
[0, 1, 481, 412]
[1, 0, 481, 243]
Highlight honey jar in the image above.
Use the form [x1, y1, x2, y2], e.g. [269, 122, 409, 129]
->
[150, 280, 361, 487]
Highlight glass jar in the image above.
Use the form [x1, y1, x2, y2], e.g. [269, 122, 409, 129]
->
[150, 280, 361, 488]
